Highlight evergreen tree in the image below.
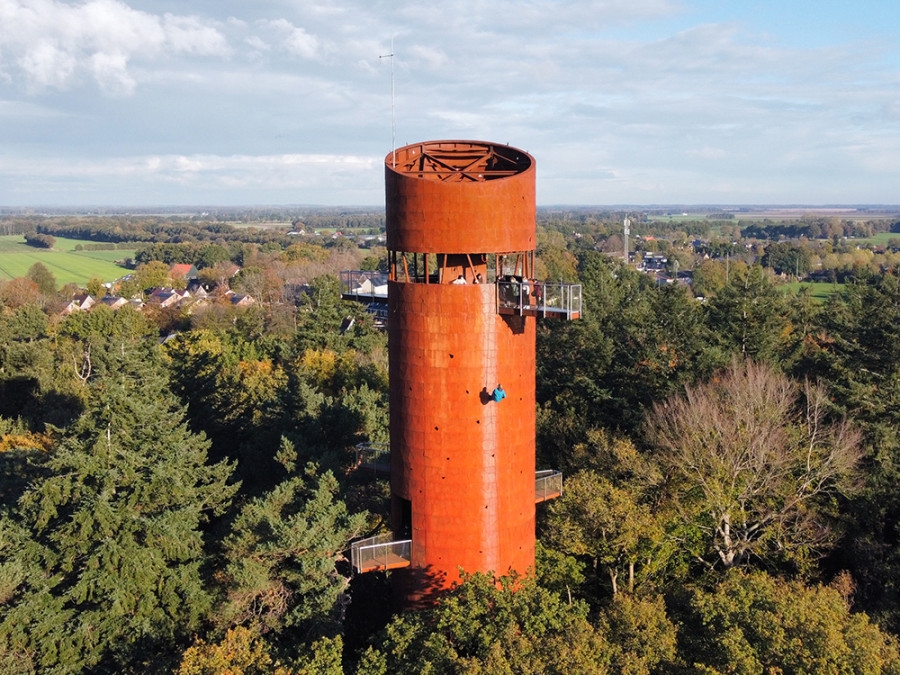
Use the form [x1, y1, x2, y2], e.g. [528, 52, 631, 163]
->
[0, 343, 237, 673]
[216, 463, 366, 640]
[814, 271, 900, 632]
[702, 264, 792, 364]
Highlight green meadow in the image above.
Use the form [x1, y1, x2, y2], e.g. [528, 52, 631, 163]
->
[0, 235, 135, 287]
[851, 232, 900, 246]
[779, 281, 843, 302]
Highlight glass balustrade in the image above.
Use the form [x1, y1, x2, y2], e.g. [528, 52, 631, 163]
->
[350, 533, 412, 574]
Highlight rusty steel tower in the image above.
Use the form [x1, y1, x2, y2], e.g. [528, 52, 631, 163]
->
[344, 140, 579, 607]
[374, 140, 576, 607]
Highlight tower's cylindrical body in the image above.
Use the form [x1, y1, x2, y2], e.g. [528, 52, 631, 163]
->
[385, 141, 537, 607]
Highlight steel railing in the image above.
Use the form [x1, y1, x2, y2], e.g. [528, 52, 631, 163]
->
[340, 271, 389, 300]
[350, 533, 412, 573]
[497, 279, 581, 319]
[535, 469, 563, 503]
[354, 442, 390, 473]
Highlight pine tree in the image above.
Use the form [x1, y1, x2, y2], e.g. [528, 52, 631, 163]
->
[0, 343, 237, 673]
[217, 462, 366, 639]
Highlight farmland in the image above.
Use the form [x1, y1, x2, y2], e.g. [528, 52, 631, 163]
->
[0, 235, 135, 286]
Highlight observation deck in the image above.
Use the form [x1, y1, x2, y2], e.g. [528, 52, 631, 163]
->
[535, 470, 563, 503]
[353, 441, 390, 475]
[348, 444, 563, 575]
[391, 140, 531, 183]
[350, 533, 412, 574]
[340, 270, 581, 321]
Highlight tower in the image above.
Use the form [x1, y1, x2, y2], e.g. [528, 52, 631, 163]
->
[385, 140, 570, 607]
[345, 140, 580, 608]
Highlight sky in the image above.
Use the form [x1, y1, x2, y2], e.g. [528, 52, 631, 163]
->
[0, 0, 898, 207]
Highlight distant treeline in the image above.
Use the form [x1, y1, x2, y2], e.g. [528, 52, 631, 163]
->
[741, 217, 900, 240]
[35, 219, 278, 245]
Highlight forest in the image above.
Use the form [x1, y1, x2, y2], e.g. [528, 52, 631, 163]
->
[1, 216, 900, 673]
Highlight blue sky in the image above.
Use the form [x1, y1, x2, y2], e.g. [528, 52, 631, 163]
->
[1, 0, 898, 207]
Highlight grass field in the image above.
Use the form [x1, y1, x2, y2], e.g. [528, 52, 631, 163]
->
[779, 281, 844, 302]
[0, 235, 135, 287]
[850, 232, 900, 246]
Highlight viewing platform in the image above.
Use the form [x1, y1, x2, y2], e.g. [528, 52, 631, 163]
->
[340, 270, 581, 321]
[339, 271, 388, 325]
[535, 470, 563, 503]
[353, 442, 390, 475]
[496, 279, 581, 320]
[349, 468, 560, 576]
[340, 271, 389, 301]
[350, 533, 412, 574]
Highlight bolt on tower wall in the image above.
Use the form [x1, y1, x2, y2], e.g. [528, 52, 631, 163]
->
[385, 140, 537, 607]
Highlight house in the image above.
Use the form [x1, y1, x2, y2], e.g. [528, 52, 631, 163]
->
[169, 263, 198, 281]
[61, 293, 96, 314]
[642, 253, 668, 271]
[149, 287, 194, 308]
[99, 295, 128, 310]
[73, 293, 96, 311]
[352, 275, 388, 297]
[186, 280, 208, 299]
[228, 293, 255, 307]
[147, 288, 185, 308]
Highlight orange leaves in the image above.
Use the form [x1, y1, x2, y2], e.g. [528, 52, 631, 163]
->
[0, 432, 52, 453]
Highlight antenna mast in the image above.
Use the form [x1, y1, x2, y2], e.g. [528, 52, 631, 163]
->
[623, 216, 631, 265]
[380, 38, 396, 167]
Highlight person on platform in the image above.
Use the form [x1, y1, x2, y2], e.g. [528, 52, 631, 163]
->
[492, 384, 506, 403]
[451, 275, 467, 285]
[474, 273, 484, 284]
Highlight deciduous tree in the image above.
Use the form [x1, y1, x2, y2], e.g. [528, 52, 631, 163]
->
[680, 571, 900, 674]
[647, 359, 861, 572]
[356, 572, 611, 674]
[26, 262, 56, 296]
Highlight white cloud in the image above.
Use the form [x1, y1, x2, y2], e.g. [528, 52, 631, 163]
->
[162, 14, 229, 55]
[18, 40, 76, 90]
[283, 26, 321, 60]
[258, 18, 324, 60]
[1, 0, 899, 205]
[688, 146, 729, 160]
[0, 152, 383, 204]
[89, 51, 135, 95]
[406, 45, 447, 70]
[0, 0, 228, 93]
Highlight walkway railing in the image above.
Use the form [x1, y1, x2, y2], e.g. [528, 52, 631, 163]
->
[340, 271, 389, 300]
[353, 442, 390, 475]
[340, 271, 581, 322]
[497, 279, 582, 320]
[350, 533, 412, 573]
[535, 469, 563, 503]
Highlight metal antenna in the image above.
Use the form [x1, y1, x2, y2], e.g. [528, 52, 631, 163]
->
[623, 216, 631, 265]
[380, 38, 396, 167]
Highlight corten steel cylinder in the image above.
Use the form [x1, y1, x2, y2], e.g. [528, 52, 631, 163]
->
[386, 140, 537, 607]
[386, 140, 536, 254]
